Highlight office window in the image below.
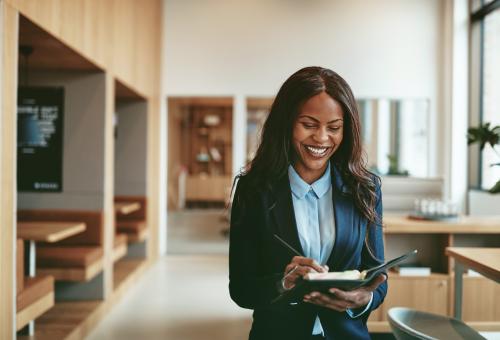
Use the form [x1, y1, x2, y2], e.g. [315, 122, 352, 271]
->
[470, 0, 500, 190]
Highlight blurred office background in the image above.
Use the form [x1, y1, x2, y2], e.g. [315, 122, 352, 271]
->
[0, 0, 498, 339]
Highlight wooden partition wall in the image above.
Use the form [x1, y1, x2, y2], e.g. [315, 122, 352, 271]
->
[0, 1, 162, 338]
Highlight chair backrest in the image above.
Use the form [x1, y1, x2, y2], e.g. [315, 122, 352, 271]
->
[387, 307, 486, 340]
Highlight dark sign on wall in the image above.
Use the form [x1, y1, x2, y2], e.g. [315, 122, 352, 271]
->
[17, 87, 64, 192]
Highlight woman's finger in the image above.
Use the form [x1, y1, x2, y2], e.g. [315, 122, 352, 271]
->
[304, 292, 350, 311]
[365, 273, 387, 290]
[290, 257, 326, 273]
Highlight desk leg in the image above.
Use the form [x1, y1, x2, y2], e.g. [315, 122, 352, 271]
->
[454, 262, 464, 320]
[21, 240, 36, 336]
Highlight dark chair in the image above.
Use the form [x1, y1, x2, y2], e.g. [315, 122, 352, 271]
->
[387, 307, 486, 340]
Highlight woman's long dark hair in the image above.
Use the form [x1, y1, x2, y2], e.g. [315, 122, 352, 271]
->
[237, 66, 380, 225]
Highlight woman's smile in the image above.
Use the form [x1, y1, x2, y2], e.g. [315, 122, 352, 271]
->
[302, 144, 332, 158]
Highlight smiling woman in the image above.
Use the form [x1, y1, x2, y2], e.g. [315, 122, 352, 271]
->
[229, 67, 387, 340]
[292, 92, 344, 184]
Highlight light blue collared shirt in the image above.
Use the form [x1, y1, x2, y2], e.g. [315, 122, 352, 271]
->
[288, 163, 373, 336]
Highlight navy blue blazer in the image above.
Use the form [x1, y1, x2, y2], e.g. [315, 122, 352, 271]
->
[229, 165, 387, 340]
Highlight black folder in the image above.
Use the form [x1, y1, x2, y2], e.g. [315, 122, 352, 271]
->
[272, 249, 417, 304]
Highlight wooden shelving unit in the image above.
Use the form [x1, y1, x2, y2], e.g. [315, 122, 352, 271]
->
[246, 97, 273, 163]
[367, 214, 500, 333]
[188, 105, 232, 177]
[168, 97, 233, 206]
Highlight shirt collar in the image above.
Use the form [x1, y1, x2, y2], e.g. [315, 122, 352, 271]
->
[288, 162, 332, 199]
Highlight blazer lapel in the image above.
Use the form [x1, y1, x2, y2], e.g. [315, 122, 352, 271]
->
[269, 176, 305, 257]
[326, 165, 354, 270]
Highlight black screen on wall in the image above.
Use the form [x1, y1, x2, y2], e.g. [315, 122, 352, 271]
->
[17, 87, 64, 192]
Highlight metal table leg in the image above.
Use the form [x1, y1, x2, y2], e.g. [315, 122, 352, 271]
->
[454, 262, 464, 320]
[20, 240, 36, 335]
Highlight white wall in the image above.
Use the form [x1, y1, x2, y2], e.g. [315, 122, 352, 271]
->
[115, 101, 148, 196]
[163, 0, 445, 179]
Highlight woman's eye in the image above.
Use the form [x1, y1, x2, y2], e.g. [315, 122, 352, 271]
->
[301, 123, 316, 129]
[329, 126, 341, 132]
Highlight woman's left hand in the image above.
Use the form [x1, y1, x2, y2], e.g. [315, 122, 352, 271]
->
[303, 274, 386, 312]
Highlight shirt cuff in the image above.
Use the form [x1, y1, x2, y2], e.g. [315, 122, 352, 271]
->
[346, 292, 373, 318]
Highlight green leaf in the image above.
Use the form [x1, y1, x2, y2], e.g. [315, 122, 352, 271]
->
[489, 180, 500, 194]
[467, 122, 500, 150]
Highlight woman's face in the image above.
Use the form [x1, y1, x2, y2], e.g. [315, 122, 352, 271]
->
[292, 91, 344, 184]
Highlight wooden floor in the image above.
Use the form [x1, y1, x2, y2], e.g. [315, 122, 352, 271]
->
[18, 259, 149, 340]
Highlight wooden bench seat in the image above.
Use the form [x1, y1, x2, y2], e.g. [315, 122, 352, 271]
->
[16, 275, 55, 331]
[18, 210, 105, 283]
[36, 246, 103, 282]
[113, 234, 128, 262]
[115, 196, 148, 243]
[116, 220, 148, 243]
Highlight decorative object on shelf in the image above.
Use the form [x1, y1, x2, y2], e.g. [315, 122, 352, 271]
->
[196, 147, 210, 162]
[394, 264, 431, 276]
[468, 122, 500, 193]
[203, 114, 221, 126]
[197, 127, 209, 136]
[209, 147, 222, 162]
[409, 198, 458, 221]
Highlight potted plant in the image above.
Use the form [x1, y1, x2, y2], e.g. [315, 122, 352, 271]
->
[467, 122, 500, 215]
[467, 122, 500, 193]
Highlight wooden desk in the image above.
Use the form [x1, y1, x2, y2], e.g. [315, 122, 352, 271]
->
[114, 202, 140, 215]
[445, 247, 500, 320]
[384, 214, 500, 234]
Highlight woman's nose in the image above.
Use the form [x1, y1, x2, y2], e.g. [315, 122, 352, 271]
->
[314, 127, 329, 142]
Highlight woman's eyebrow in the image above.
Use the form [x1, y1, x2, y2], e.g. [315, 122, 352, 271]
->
[298, 115, 343, 124]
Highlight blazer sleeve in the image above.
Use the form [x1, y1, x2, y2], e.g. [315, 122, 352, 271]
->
[228, 180, 282, 309]
[361, 183, 388, 311]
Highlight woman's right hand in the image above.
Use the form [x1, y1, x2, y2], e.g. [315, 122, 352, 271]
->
[282, 256, 328, 290]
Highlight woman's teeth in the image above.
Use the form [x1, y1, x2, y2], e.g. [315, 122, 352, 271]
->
[305, 145, 329, 157]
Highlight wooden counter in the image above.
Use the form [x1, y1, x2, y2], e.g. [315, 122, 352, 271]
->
[384, 214, 500, 234]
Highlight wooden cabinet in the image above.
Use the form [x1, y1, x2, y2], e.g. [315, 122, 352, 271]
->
[381, 274, 449, 319]
[367, 214, 500, 333]
[462, 275, 500, 321]
[185, 175, 232, 203]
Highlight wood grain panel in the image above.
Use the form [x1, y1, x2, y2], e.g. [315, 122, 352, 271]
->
[8, 0, 162, 98]
[147, 95, 162, 259]
[384, 214, 500, 234]
[37, 259, 104, 282]
[103, 72, 116, 299]
[16, 291, 54, 331]
[16, 275, 54, 312]
[0, 3, 18, 337]
[462, 276, 500, 321]
[18, 15, 100, 71]
[17, 239, 24, 294]
[380, 274, 449, 320]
